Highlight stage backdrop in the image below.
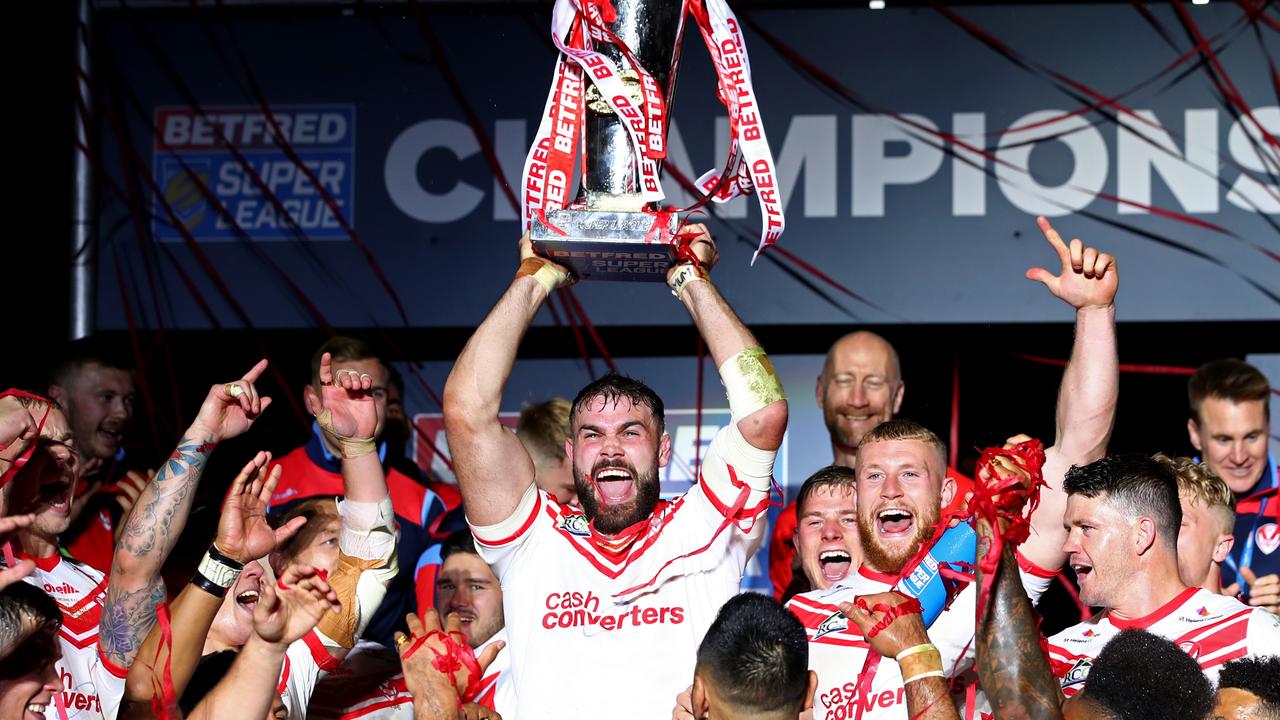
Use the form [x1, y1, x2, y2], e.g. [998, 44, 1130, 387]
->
[94, 3, 1279, 332]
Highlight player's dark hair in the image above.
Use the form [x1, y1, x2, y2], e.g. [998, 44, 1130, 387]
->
[1078, 629, 1213, 720]
[1064, 455, 1182, 551]
[795, 465, 857, 517]
[440, 529, 480, 564]
[696, 593, 809, 715]
[0, 582, 61, 680]
[48, 335, 135, 388]
[1189, 358, 1270, 422]
[1219, 656, 1280, 717]
[570, 373, 665, 435]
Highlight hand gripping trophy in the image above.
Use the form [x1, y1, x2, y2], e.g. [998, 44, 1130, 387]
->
[521, 0, 785, 281]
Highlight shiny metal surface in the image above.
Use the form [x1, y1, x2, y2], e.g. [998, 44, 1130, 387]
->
[580, 0, 685, 208]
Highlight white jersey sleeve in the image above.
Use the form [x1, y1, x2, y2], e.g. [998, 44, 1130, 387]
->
[469, 482, 542, 577]
[1246, 605, 1280, 656]
[690, 422, 778, 532]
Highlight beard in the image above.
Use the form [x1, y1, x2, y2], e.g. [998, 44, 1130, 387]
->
[574, 458, 661, 535]
[856, 500, 941, 575]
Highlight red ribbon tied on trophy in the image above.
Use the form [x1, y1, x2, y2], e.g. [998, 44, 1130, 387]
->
[521, 0, 785, 262]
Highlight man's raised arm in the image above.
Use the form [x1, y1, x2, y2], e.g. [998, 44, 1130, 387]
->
[101, 361, 272, 670]
[670, 224, 787, 453]
[1019, 217, 1119, 572]
[444, 235, 574, 526]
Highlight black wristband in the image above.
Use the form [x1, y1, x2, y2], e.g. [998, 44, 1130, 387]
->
[207, 544, 245, 571]
[191, 571, 229, 599]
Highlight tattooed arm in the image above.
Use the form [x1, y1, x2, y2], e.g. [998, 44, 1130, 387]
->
[975, 515, 1065, 720]
[99, 360, 273, 670]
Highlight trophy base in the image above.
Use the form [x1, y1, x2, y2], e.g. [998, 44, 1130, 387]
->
[531, 210, 679, 283]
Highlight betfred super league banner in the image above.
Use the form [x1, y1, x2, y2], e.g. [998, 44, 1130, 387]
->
[98, 4, 1279, 330]
[152, 105, 356, 241]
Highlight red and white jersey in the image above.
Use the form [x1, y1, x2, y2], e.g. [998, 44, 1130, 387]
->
[16, 552, 127, 720]
[469, 424, 776, 719]
[788, 556, 1054, 720]
[305, 631, 513, 719]
[1046, 587, 1280, 697]
[278, 631, 342, 719]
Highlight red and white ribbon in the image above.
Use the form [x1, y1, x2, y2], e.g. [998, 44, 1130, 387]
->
[521, 0, 784, 260]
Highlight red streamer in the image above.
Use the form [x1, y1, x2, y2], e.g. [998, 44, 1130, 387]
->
[148, 601, 178, 720]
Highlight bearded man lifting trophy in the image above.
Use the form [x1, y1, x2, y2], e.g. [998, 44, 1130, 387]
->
[521, 0, 786, 281]
[444, 6, 792, 716]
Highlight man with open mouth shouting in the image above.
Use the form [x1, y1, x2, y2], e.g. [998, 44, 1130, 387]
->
[786, 217, 1121, 719]
[443, 225, 787, 719]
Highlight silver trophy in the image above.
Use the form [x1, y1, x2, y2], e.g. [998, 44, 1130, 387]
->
[531, 0, 687, 282]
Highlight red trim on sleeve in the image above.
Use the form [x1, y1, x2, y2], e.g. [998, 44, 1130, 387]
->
[1109, 587, 1198, 630]
[97, 647, 130, 679]
[472, 492, 542, 548]
[1015, 550, 1058, 579]
[302, 631, 342, 672]
[277, 655, 292, 695]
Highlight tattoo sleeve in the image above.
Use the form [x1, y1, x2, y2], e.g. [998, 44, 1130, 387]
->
[99, 434, 214, 669]
[975, 519, 1065, 720]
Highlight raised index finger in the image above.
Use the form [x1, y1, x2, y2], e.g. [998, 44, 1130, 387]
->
[1036, 216, 1070, 268]
[243, 358, 269, 383]
[318, 352, 333, 386]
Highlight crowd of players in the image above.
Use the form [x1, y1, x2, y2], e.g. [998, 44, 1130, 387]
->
[1, 218, 1277, 720]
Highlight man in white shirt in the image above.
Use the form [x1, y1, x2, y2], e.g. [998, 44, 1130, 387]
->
[443, 226, 787, 719]
[1047, 454, 1280, 695]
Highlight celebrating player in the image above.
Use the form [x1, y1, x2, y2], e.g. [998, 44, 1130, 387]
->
[788, 216, 1119, 718]
[443, 225, 787, 718]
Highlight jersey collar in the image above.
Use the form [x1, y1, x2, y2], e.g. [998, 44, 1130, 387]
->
[857, 564, 900, 585]
[1109, 586, 1198, 630]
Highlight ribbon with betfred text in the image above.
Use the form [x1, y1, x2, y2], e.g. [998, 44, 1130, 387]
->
[521, 0, 784, 260]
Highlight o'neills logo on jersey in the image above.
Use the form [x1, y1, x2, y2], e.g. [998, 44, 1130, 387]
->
[43, 581, 78, 596]
[542, 590, 685, 631]
[812, 611, 848, 640]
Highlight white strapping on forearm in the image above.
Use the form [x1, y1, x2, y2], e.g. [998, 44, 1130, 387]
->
[338, 497, 396, 562]
[701, 423, 777, 507]
[718, 347, 785, 422]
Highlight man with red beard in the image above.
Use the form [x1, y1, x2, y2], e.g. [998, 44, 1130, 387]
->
[443, 226, 787, 719]
[786, 217, 1120, 719]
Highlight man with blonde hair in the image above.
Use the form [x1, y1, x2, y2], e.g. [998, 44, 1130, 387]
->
[1157, 454, 1236, 594]
[517, 398, 576, 505]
